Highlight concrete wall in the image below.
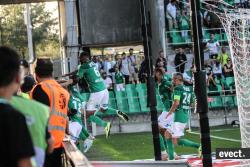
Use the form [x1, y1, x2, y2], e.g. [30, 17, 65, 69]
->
[92, 109, 239, 136]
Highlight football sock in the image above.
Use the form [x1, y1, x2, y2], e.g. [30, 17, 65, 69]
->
[166, 139, 174, 160]
[159, 134, 167, 152]
[178, 138, 200, 149]
[88, 115, 108, 127]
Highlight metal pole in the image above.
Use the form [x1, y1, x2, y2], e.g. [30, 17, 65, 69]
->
[24, 3, 35, 73]
[190, 0, 212, 166]
[139, 0, 161, 160]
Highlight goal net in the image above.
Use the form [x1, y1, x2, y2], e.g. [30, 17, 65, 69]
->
[203, 1, 250, 148]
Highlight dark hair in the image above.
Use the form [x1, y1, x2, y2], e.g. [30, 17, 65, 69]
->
[20, 59, 29, 68]
[21, 75, 35, 93]
[173, 72, 183, 81]
[155, 68, 165, 76]
[35, 58, 53, 78]
[0, 46, 20, 87]
[80, 51, 90, 58]
[129, 48, 133, 51]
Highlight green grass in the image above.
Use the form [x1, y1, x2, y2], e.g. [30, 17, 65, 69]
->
[86, 127, 241, 161]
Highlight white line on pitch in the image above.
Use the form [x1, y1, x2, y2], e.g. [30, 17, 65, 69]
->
[188, 131, 241, 143]
[210, 128, 239, 132]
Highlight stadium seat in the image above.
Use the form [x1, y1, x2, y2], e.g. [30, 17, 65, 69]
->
[139, 97, 150, 113]
[209, 96, 223, 108]
[214, 34, 220, 41]
[234, 96, 238, 106]
[127, 98, 141, 114]
[225, 77, 235, 86]
[125, 84, 136, 90]
[222, 95, 235, 108]
[136, 83, 146, 90]
[107, 91, 117, 115]
[217, 84, 222, 95]
[115, 91, 129, 113]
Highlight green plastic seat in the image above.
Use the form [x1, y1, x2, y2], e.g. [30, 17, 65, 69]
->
[128, 99, 141, 113]
[234, 96, 238, 106]
[107, 91, 117, 115]
[115, 91, 129, 113]
[125, 84, 136, 90]
[139, 97, 150, 112]
[136, 83, 146, 90]
[225, 77, 235, 86]
[222, 96, 235, 107]
[210, 96, 223, 108]
[217, 84, 222, 95]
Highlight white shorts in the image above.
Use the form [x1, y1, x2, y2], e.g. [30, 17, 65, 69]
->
[167, 122, 187, 138]
[158, 111, 174, 129]
[69, 121, 82, 142]
[86, 89, 109, 111]
[116, 84, 125, 91]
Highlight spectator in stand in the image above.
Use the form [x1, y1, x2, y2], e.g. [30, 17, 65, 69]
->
[207, 73, 219, 96]
[102, 72, 113, 91]
[102, 56, 113, 78]
[205, 61, 213, 76]
[139, 57, 147, 83]
[167, 0, 177, 30]
[206, 33, 220, 59]
[128, 48, 138, 84]
[217, 47, 229, 67]
[114, 67, 125, 91]
[92, 55, 102, 71]
[203, 5, 211, 27]
[224, 58, 234, 78]
[0, 46, 35, 167]
[120, 52, 130, 84]
[212, 60, 223, 80]
[31, 58, 70, 167]
[174, 48, 187, 73]
[155, 50, 167, 71]
[179, 10, 190, 41]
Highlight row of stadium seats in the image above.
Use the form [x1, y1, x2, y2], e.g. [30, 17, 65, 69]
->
[80, 83, 238, 116]
[168, 29, 228, 45]
[80, 83, 165, 115]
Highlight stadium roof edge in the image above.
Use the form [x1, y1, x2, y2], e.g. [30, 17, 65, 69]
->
[0, 0, 62, 5]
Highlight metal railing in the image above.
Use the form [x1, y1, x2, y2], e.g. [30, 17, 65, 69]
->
[166, 27, 228, 46]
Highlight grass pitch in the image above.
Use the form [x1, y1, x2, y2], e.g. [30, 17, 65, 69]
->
[86, 127, 241, 161]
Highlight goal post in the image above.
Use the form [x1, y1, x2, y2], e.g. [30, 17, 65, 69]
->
[203, 0, 250, 157]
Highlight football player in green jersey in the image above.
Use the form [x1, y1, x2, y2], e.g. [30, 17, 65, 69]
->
[163, 73, 201, 160]
[77, 52, 129, 138]
[68, 85, 112, 140]
[155, 68, 174, 160]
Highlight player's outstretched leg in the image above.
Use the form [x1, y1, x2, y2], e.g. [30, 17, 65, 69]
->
[100, 107, 129, 122]
[88, 115, 111, 139]
[116, 110, 129, 121]
[177, 138, 201, 157]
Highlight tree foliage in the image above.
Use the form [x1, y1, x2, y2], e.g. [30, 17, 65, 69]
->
[0, 3, 59, 58]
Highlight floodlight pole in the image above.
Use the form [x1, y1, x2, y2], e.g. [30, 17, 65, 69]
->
[190, 0, 212, 166]
[140, 0, 161, 160]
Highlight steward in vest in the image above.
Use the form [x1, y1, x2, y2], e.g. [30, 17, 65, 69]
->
[31, 58, 70, 167]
